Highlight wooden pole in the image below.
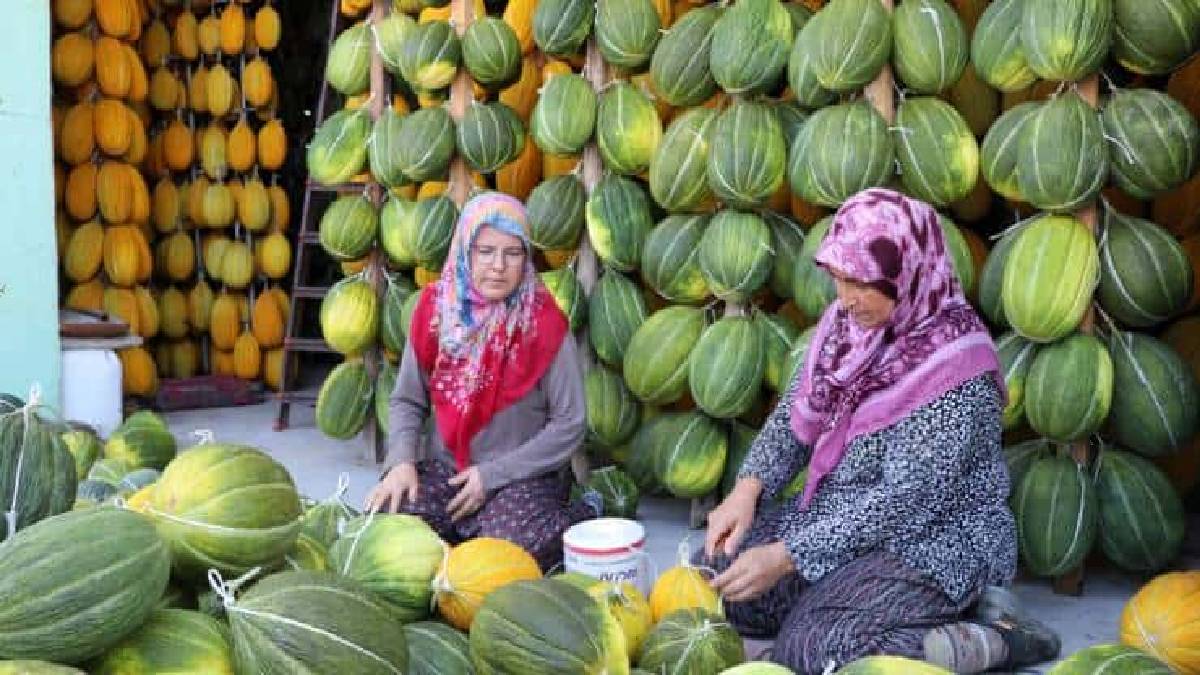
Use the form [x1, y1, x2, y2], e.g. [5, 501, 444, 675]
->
[365, 0, 391, 464]
[448, 0, 476, 206]
[1053, 73, 1100, 597]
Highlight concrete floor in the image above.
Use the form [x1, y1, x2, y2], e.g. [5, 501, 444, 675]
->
[163, 397, 1197, 672]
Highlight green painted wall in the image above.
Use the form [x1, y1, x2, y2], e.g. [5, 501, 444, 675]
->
[0, 2, 60, 406]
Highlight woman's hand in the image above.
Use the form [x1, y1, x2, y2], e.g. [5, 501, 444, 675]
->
[704, 478, 762, 559]
[710, 542, 794, 603]
[447, 466, 486, 522]
[364, 462, 419, 514]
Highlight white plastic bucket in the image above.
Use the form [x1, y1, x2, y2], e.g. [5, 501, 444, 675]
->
[60, 348, 122, 438]
[563, 518, 651, 594]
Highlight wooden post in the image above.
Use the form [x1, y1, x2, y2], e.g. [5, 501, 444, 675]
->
[364, 0, 391, 464]
[448, 0, 476, 206]
[1053, 73, 1101, 597]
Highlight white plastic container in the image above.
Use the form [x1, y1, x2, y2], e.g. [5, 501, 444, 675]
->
[563, 518, 651, 594]
[60, 348, 122, 438]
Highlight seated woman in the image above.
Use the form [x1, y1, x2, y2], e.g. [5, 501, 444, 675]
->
[365, 192, 600, 571]
[702, 188, 1060, 674]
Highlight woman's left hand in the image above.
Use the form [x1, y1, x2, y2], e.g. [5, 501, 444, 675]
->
[446, 467, 486, 522]
[710, 542, 795, 603]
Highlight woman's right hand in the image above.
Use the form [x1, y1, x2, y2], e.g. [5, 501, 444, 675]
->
[364, 462, 419, 514]
[704, 478, 761, 559]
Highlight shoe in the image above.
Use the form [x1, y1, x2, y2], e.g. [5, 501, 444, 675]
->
[972, 586, 1061, 670]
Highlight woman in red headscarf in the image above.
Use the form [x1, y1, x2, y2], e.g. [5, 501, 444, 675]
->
[701, 188, 1060, 674]
[365, 191, 600, 571]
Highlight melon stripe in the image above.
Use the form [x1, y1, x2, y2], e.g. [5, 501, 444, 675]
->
[231, 606, 403, 673]
[1109, 332, 1178, 449]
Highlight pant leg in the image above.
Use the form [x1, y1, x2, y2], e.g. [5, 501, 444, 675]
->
[470, 471, 594, 572]
[772, 551, 974, 675]
[690, 507, 807, 639]
[393, 459, 461, 544]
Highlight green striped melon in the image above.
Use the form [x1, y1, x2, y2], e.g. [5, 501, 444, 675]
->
[586, 174, 653, 273]
[319, 195, 378, 261]
[806, 0, 893, 93]
[380, 197, 419, 268]
[626, 416, 667, 495]
[595, 0, 661, 70]
[720, 421, 759, 498]
[1095, 446, 1186, 572]
[286, 532, 330, 572]
[996, 332, 1041, 430]
[765, 211, 805, 299]
[533, 0, 595, 57]
[457, 101, 523, 174]
[641, 214, 711, 304]
[1024, 333, 1113, 442]
[306, 109, 371, 186]
[649, 6, 720, 108]
[791, 216, 835, 321]
[938, 215, 976, 295]
[528, 175, 586, 249]
[709, 0, 793, 95]
[698, 210, 773, 304]
[380, 276, 415, 354]
[651, 412, 729, 498]
[894, 97, 979, 207]
[787, 18, 838, 109]
[374, 13, 416, 78]
[395, 107, 455, 182]
[772, 101, 810, 150]
[224, 570, 408, 674]
[86, 457, 131, 487]
[411, 196, 457, 269]
[375, 363, 396, 437]
[1105, 331, 1200, 457]
[649, 108, 718, 213]
[1113, 0, 1200, 75]
[1020, 0, 1112, 82]
[539, 267, 587, 331]
[299, 484, 359, 548]
[103, 412, 175, 471]
[531, 74, 597, 156]
[689, 316, 765, 419]
[400, 291, 421, 340]
[580, 466, 640, 519]
[60, 429, 100, 483]
[400, 20, 461, 92]
[1004, 438, 1052, 496]
[317, 358, 373, 440]
[1047, 644, 1174, 675]
[979, 101, 1039, 202]
[149, 443, 303, 579]
[624, 305, 706, 406]
[0, 508, 170, 664]
[707, 101, 787, 209]
[0, 662, 84, 674]
[1098, 210, 1194, 328]
[835, 656, 952, 674]
[404, 621, 472, 675]
[462, 17, 521, 88]
[892, 0, 968, 95]
[760, 312, 800, 393]
[1018, 92, 1109, 213]
[588, 269, 648, 367]
[329, 514, 446, 623]
[369, 108, 412, 189]
[788, 101, 896, 208]
[470, 579, 627, 675]
[91, 609, 233, 675]
[321, 277, 379, 355]
[0, 401, 76, 542]
[597, 81, 663, 176]
[586, 366, 642, 448]
[638, 608, 745, 673]
[1001, 214, 1099, 343]
[325, 22, 371, 96]
[976, 223, 1023, 329]
[783, 326, 815, 390]
[1101, 88, 1200, 201]
[970, 0, 1036, 92]
[1014, 453, 1099, 577]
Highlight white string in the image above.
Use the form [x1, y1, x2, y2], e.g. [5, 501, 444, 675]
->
[192, 429, 216, 445]
[207, 565, 263, 608]
[428, 539, 453, 611]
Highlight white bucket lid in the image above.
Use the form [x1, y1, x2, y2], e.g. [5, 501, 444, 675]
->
[563, 518, 645, 555]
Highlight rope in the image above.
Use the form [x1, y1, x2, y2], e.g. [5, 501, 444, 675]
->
[338, 509, 377, 576]
[206, 566, 264, 608]
[4, 385, 44, 539]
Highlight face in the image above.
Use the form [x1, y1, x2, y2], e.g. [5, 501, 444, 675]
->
[470, 225, 528, 301]
[829, 269, 896, 329]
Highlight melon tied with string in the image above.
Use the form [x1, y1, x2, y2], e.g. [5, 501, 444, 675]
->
[147, 443, 303, 580]
[0, 388, 77, 543]
[637, 607, 745, 674]
[297, 473, 360, 548]
[328, 513, 446, 623]
[648, 540, 723, 623]
[214, 569, 409, 675]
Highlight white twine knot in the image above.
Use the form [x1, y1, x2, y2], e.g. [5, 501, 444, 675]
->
[192, 429, 216, 445]
[207, 566, 263, 608]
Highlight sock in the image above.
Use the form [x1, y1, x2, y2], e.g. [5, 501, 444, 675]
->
[923, 621, 1010, 674]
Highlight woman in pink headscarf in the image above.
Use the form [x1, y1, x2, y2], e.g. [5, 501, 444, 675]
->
[702, 188, 1059, 674]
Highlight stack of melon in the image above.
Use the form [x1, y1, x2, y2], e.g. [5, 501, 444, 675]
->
[51, 0, 295, 397]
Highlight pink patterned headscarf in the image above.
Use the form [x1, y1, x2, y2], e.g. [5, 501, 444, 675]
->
[790, 188, 1005, 508]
